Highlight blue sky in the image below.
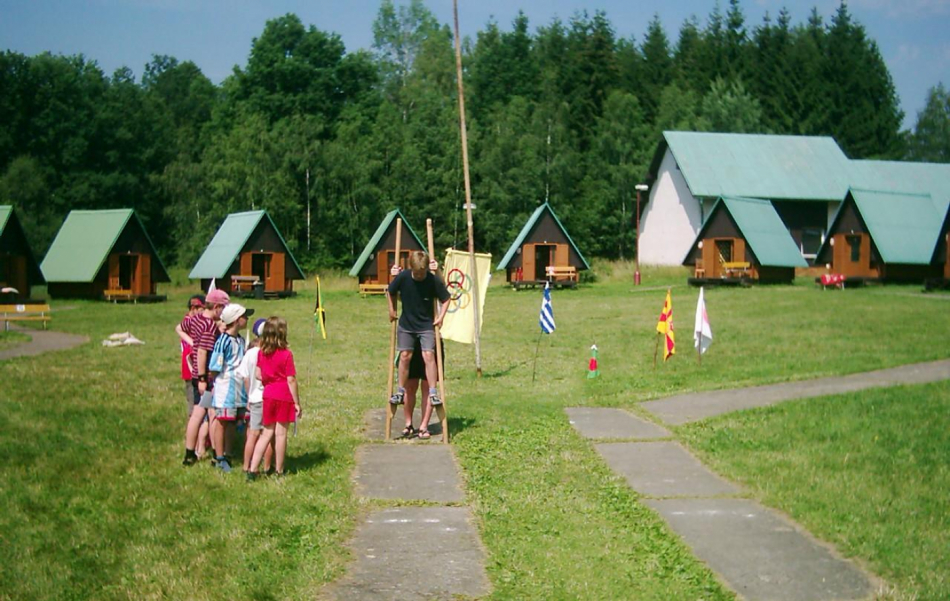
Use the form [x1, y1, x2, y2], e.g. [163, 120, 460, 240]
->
[1, 0, 948, 130]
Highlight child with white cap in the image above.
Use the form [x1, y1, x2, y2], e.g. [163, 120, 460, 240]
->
[208, 303, 253, 473]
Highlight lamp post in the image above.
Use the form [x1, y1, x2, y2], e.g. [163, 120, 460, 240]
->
[634, 184, 648, 285]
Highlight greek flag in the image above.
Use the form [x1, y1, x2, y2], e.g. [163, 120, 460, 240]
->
[539, 282, 555, 334]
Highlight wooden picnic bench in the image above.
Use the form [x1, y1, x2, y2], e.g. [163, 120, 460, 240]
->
[722, 261, 751, 278]
[546, 265, 578, 282]
[359, 283, 389, 297]
[231, 275, 260, 293]
[104, 289, 135, 303]
[0, 303, 51, 331]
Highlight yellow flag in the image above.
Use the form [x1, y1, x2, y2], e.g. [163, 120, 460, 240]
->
[656, 289, 675, 360]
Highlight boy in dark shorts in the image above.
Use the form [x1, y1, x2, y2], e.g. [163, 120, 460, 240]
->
[387, 250, 450, 408]
[403, 337, 445, 439]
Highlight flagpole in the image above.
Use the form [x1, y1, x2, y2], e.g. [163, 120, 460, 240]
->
[453, 0, 482, 378]
[384, 219, 403, 441]
[531, 330, 543, 383]
[653, 335, 659, 369]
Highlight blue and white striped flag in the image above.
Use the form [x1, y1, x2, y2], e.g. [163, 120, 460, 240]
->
[539, 282, 555, 334]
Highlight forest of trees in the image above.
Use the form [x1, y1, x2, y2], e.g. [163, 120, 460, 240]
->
[1, 0, 947, 271]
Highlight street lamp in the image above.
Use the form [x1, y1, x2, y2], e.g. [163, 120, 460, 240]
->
[634, 184, 648, 285]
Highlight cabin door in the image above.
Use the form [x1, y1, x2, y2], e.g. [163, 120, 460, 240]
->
[834, 234, 869, 277]
[0, 254, 27, 293]
[118, 254, 138, 291]
[381, 250, 410, 283]
[535, 244, 555, 280]
[252, 253, 272, 290]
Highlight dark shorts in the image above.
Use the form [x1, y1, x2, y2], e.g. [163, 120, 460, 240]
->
[397, 326, 435, 353]
[408, 339, 444, 380]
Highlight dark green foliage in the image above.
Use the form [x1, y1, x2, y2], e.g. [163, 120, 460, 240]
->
[0, 1, 921, 272]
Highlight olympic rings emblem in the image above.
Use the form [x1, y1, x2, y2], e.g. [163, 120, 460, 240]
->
[445, 268, 473, 313]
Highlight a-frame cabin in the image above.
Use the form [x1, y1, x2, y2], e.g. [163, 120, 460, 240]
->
[349, 209, 425, 291]
[0, 205, 45, 300]
[496, 202, 590, 288]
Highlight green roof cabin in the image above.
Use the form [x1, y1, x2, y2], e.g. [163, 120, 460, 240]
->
[0, 205, 45, 300]
[934, 204, 950, 283]
[815, 188, 946, 284]
[41, 209, 169, 300]
[496, 202, 590, 288]
[683, 196, 808, 285]
[189, 210, 304, 298]
[348, 209, 425, 287]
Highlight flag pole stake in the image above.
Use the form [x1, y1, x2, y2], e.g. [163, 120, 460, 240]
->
[532, 330, 543, 383]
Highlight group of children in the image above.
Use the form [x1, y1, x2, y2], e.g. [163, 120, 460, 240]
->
[172, 249, 448, 471]
[176, 289, 301, 481]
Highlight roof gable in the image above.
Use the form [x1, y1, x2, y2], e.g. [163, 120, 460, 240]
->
[652, 131, 852, 201]
[190, 210, 304, 280]
[42, 209, 169, 282]
[847, 188, 941, 264]
[692, 197, 807, 268]
[496, 203, 591, 270]
[349, 209, 425, 276]
[847, 160, 950, 215]
[0, 205, 45, 284]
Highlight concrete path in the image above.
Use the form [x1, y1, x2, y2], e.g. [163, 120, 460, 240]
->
[567, 407, 875, 600]
[327, 411, 490, 600]
[0, 327, 88, 361]
[642, 358, 950, 425]
[362, 408, 443, 442]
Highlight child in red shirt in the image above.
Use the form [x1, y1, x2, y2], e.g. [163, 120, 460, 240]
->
[247, 316, 301, 480]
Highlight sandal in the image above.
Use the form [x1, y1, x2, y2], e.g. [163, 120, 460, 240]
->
[400, 425, 416, 439]
[417, 429, 431, 440]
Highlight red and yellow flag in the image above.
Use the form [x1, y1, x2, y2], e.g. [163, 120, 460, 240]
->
[656, 289, 675, 360]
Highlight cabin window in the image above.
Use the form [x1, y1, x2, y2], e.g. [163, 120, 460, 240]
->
[800, 228, 824, 260]
[716, 240, 733, 263]
[846, 235, 861, 262]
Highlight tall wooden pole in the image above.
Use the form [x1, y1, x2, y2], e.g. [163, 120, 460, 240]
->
[453, 0, 482, 377]
[384, 219, 403, 441]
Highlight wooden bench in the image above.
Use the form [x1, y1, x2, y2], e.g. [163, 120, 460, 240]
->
[0, 303, 51, 331]
[231, 275, 261, 293]
[722, 261, 751, 278]
[546, 265, 578, 282]
[359, 283, 389, 297]
[104, 289, 135, 303]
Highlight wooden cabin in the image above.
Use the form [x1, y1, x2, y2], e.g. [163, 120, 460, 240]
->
[496, 202, 590, 288]
[349, 209, 425, 294]
[190, 210, 304, 298]
[0, 205, 45, 300]
[815, 188, 944, 284]
[41, 209, 169, 301]
[684, 196, 807, 285]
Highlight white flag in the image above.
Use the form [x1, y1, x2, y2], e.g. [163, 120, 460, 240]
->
[694, 287, 712, 355]
[207, 278, 217, 294]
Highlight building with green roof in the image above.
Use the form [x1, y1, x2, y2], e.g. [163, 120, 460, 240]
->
[815, 188, 945, 283]
[934, 205, 950, 282]
[189, 210, 304, 296]
[683, 196, 807, 284]
[0, 205, 45, 299]
[641, 132, 950, 268]
[496, 202, 590, 286]
[349, 209, 425, 285]
[41, 209, 169, 300]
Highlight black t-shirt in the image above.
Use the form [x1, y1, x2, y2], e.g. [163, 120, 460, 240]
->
[388, 269, 450, 332]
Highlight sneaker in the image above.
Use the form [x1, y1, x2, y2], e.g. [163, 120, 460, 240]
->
[215, 457, 232, 473]
[389, 391, 405, 405]
[246, 471, 258, 483]
[182, 450, 197, 466]
[429, 394, 443, 407]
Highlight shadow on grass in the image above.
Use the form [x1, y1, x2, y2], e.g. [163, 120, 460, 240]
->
[481, 360, 530, 379]
[287, 446, 330, 474]
[443, 415, 476, 437]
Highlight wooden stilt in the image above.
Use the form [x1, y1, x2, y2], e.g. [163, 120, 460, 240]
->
[384, 219, 403, 441]
[426, 219, 450, 443]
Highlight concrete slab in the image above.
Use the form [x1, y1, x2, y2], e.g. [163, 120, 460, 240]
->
[642, 359, 950, 425]
[327, 506, 491, 601]
[0, 328, 88, 361]
[363, 408, 442, 442]
[595, 442, 740, 498]
[354, 444, 464, 503]
[644, 498, 874, 601]
[565, 407, 671, 440]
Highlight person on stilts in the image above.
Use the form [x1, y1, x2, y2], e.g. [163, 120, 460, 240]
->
[386, 250, 450, 428]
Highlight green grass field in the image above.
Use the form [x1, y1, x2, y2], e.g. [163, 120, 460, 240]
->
[1, 268, 948, 599]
